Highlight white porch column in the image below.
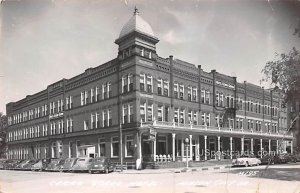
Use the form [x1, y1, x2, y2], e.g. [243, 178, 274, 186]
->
[260, 139, 263, 158]
[217, 136, 221, 160]
[268, 139, 271, 154]
[241, 137, 244, 155]
[153, 138, 157, 162]
[276, 140, 279, 154]
[172, 133, 176, 161]
[250, 138, 254, 153]
[204, 136, 207, 161]
[181, 138, 184, 161]
[189, 135, 193, 160]
[230, 137, 233, 159]
[291, 140, 293, 154]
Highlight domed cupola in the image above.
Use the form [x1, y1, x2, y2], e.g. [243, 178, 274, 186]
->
[115, 7, 159, 61]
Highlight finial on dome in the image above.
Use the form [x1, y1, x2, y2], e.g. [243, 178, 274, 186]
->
[134, 6, 139, 15]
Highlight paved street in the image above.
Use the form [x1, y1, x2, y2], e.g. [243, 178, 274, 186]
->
[0, 163, 300, 193]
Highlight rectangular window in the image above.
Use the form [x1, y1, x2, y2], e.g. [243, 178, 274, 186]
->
[179, 85, 184, 100]
[129, 104, 133, 123]
[201, 90, 205, 103]
[157, 79, 162, 95]
[180, 109, 185, 124]
[128, 74, 133, 92]
[174, 83, 178, 98]
[123, 105, 128, 124]
[193, 111, 198, 125]
[163, 80, 169, 96]
[84, 120, 89, 130]
[147, 104, 153, 122]
[91, 88, 95, 103]
[102, 84, 107, 99]
[205, 90, 210, 104]
[140, 74, 145, 92]
[122, 75, 128, 93]
[91, 114, 95, 129]
[125, 135, 134, 157]
[158, 106, 163, 121]
[108, 109, 112, 126]
[188, 87, 192, 101]
[174, 108, 179, 123]
[140, 103, 146, 122]
[96, 87, 100, 102]
[192, 88, 197, 101]
[81, 92, 84, 106]
[146, 75, 152, 93]
[164, 106, 169, 122]
[111, 136, 119, 157]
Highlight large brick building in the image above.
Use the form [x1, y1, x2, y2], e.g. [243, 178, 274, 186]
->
[6, 9, 294, 169]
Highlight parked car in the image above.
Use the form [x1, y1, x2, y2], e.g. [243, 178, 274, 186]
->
[89, 157, 115, 174]
[232, 155, 261, 167]
[273, 154, 289, 164]
[16, 159, 39, 170]
[31, 159, 51, 171]
[9, 160, 24, 170]
[285, 154, 297, 163]
[60, 158, 78, 172]
[70, 157, 93, 172]
[260, 155, 275, 165]
[45, 159, 65, 172]
[295, 154, 300, 162]
[0, 159, 7, 170]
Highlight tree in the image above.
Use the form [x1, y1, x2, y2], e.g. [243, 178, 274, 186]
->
[0, 112, 7, 158]
[261, 47, 300, 105]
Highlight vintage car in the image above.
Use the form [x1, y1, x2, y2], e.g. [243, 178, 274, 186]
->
[260, 155, 275, 165]
[31, 159, 52, 171]
[273, 154, 289, 164]
[88, 157, 115, 174]
[0, 159, 7, 170]
[60, 158, 78, 172]
[45, 159, 65, 171]
[16, 159, 39, 170]
[232, 155, 261, 167]
[70, 157, 93, 172]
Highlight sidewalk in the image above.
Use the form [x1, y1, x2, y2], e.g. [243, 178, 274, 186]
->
[118, 160, 233, 174]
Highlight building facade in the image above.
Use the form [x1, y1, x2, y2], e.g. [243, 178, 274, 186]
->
[6, 9, 294, 169]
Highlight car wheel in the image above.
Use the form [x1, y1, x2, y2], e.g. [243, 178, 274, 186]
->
[245, 162, 249, 167]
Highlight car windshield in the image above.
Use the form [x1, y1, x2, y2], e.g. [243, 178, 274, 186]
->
[95, 158, 105, 163]
[51, 159, 59, 164]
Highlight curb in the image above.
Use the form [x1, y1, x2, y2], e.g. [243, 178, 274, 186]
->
[118, 165, 232, 174]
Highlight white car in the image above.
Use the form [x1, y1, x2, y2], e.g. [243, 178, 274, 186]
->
[232, 155, 261, 167]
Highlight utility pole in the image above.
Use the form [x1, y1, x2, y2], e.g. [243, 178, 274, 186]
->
[120, 118, 123, 172]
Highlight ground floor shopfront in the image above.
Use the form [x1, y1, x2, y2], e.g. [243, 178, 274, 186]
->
[7, 122, 294, 169]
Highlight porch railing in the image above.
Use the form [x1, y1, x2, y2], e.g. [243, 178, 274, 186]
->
[140, 120, 293, 139]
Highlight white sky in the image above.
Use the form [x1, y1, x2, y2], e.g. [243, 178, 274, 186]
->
[1, 0, 300, 114]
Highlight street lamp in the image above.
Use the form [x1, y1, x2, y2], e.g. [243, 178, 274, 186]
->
[184, 137, 189, 169]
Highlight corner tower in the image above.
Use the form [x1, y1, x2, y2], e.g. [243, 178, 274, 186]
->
[115, 7, 159, 61]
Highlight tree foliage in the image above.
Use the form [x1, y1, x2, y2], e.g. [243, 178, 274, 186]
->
[0, 112, 7, 158]
[261, 47, 300, 104]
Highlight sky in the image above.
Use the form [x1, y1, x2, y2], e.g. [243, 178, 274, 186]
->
[0, 0, 300, 114]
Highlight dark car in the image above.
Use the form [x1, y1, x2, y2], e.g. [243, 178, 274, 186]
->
[0, 159, 7, 170]
[260, 155, 275, 165]
[285, 154, 297, 163]
[60, 158, 78, 172]
[70, 157, 93, 172]
[45, 159, 65, 172]
[89, 157, 115, 174]
[31, 159, 52, 171]
[273, 154, 289, 164]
